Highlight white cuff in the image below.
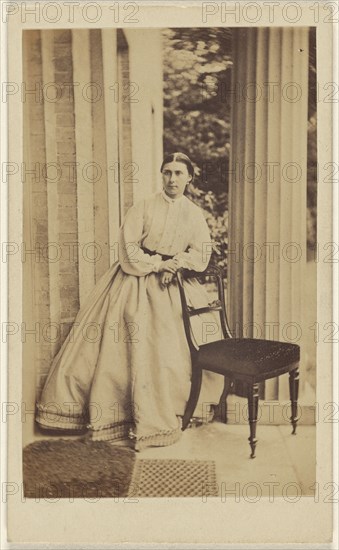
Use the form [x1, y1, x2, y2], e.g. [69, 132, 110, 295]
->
[151, 255, 163, 273]
[173, 254, 185, 270]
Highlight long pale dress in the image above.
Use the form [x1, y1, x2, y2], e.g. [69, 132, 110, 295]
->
[36, 191, 224, 450]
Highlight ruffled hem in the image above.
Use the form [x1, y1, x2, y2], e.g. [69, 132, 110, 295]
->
[89, 421, 134, 442]
[36, 409, 183, 451]
[36, 406, 87, 430]
[89, 419, 183, 450]
[131, 417, 183, 451]
[36, 403, 216, 452]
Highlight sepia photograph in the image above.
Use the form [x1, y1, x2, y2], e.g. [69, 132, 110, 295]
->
[2, 1, 337, 546]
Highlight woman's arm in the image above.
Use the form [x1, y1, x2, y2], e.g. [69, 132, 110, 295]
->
[174, 209, 212, 272]
[118, 201, 163, 276]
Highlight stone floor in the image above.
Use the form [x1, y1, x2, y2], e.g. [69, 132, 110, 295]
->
[137, 421, 316, 498]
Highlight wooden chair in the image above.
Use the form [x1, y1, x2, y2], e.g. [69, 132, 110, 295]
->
[176, 265, 300, 458]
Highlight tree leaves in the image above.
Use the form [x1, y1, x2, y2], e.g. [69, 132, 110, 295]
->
[163, 27, 317, 265]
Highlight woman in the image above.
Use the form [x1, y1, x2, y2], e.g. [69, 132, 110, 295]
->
[36, 152, 224, 450]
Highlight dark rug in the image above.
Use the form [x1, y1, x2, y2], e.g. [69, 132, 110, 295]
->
[23, 439, 135, 499]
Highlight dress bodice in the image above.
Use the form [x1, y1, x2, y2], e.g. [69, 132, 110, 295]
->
[118, 191, 211, 276]
[141, 192, 197, 256]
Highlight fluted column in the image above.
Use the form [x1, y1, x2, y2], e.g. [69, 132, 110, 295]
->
[228, 28, 309, 400]
[72, 30, 96, 305]
[102, 29, 120, 266]
[41, 30, 60, 358]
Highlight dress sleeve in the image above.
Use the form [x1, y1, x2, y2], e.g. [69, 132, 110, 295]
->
[118, 201, 163, 276]
[174, 209, 212, 272]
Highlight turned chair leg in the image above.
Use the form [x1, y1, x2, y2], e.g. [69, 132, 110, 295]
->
[217, 376, 233, 424]
[247, 383, 259, 458]
[182, 367, 203, 430]
[289, 367, 300, 435]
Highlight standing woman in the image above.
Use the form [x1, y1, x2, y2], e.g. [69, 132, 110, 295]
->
[36, 152, 224, 450]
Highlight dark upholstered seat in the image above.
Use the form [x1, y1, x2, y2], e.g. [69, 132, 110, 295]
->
[177, 266, 300, 458]
[197, 338, 300, 381]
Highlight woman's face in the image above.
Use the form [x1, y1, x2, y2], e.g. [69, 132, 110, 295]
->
[162, 161, 192, 199]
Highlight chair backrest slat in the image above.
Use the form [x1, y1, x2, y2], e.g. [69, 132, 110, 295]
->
[176, 266, 233, 353]
[188, 306, 223, 316]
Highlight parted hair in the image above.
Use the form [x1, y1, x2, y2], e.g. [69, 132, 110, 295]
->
[160, 152, 195, 182]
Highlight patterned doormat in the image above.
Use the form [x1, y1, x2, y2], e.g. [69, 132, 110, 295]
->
[128, 459, 218, 498]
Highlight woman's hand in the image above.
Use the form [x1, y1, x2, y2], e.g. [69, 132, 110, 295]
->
[159, 271, 175, 289]
[158, 258, 179, 274]
[158, 258, 179, 289]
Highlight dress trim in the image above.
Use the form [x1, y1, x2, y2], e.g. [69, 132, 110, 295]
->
[35, 406, 87, 431]
[131, 417, 183, 451]
[86, 419, 183, 449]
[36, 407, 183, 450]
[89, 421, 134, 442]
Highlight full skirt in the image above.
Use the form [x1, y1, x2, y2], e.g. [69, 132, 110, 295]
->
[36, 263, 224, 450]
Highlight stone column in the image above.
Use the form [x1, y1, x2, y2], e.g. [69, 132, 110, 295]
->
[90, 30, 110, 284]
[228, 28, 309, 400]
[102, 29, 120, 266]
[72, 29, 96, 305]
[41, 30, 60, 358]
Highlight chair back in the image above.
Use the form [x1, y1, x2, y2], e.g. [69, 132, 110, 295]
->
[176, 265, 233, 354]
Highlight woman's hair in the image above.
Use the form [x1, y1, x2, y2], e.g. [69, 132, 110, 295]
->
[160, 152, 195, 182]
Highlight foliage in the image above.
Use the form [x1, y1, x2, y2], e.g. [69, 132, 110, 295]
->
[186, 184, 228, 271]
[162, 28, 232, 273]
[163, 27, 317, 270]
